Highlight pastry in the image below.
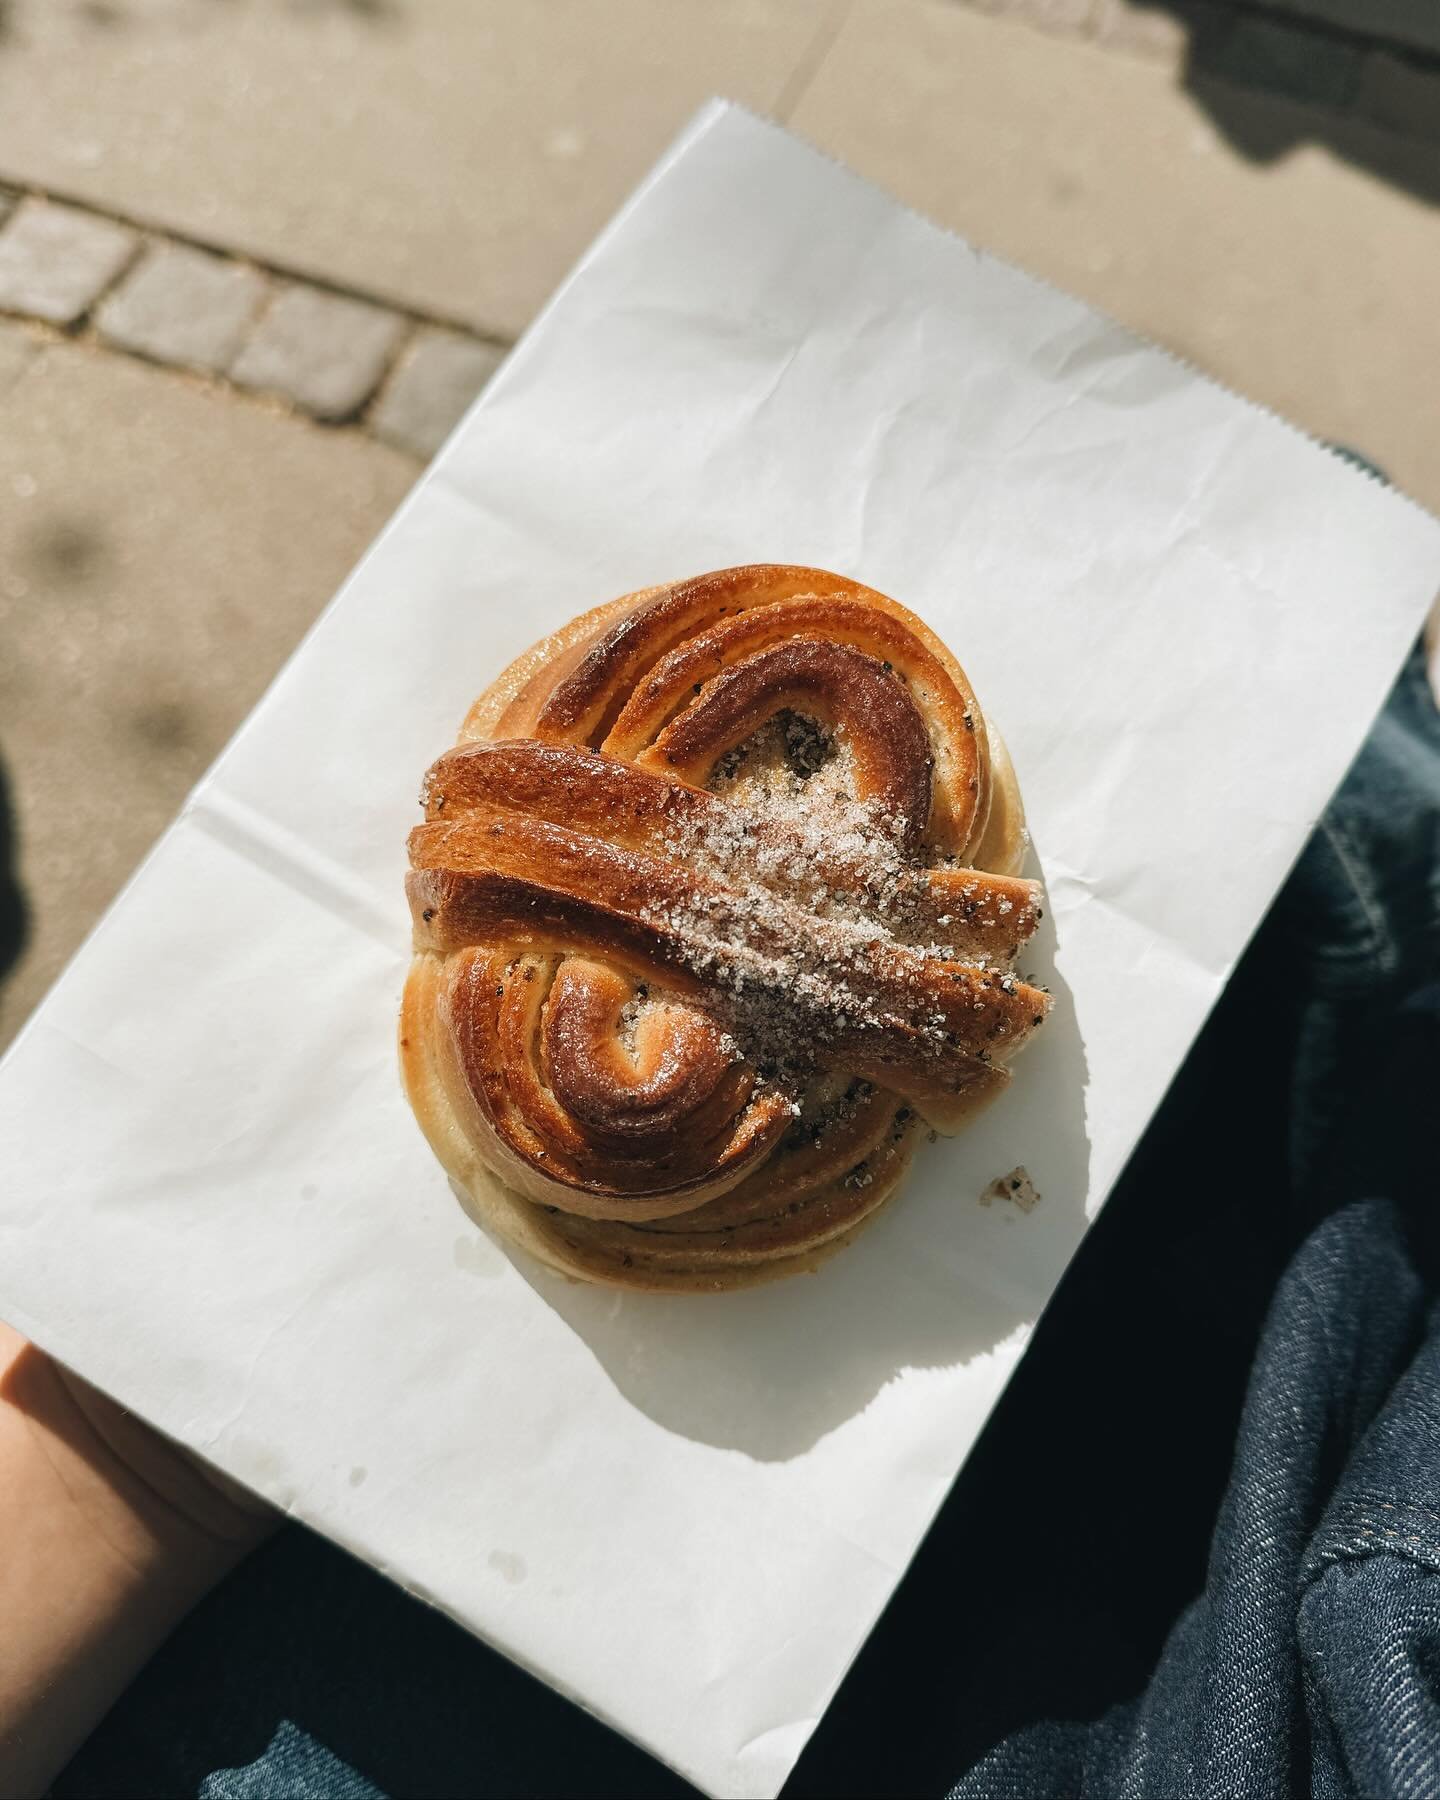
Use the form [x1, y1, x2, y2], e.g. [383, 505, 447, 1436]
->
[401, 564, 1049, 1291]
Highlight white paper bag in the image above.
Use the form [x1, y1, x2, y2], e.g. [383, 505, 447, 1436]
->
[1, 104, 1437, 1799]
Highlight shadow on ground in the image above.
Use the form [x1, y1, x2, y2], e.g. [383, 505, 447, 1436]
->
[1117, 1, 1440, 209]
[0, 755, 26, 992]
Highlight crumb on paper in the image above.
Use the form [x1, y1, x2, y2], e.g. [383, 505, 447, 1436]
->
[979, 1166, 1040, 1213]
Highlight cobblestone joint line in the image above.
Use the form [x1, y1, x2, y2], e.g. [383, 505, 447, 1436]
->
[0, 187, 513, 462]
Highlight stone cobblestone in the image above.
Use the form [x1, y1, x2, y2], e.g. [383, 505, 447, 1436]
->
[1357, 50, 1440, 141]
[370, 329, 505, 461]
[98, 242, 267, 374]
[230, 283, 407, 421]
[0, 199, 137, 325]
[0, 193, 511, 450]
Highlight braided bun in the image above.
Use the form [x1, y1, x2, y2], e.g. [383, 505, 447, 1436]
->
[401, 566, 1048, 1291]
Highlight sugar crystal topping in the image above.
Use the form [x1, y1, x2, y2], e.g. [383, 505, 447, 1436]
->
[612, 716, 1034, 1082]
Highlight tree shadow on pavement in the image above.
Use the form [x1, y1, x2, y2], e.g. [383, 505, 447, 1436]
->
[1115, 1, 1440, 210]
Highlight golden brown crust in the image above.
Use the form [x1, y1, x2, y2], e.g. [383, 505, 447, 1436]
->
[402, 566, 1046, 1292]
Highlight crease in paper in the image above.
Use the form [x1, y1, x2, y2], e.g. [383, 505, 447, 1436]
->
[187, 785, 397, 952]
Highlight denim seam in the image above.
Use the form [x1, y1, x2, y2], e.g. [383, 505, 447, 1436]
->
[1339, 1496, 1440, 1532]
[1301, 1500, 1440, 1591]
[1303, 1537, 1440, 1584]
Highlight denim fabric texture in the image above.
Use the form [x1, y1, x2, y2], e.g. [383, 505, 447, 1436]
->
[199, 1723, 384, 1800]
[55, 646, 1440, 1800]
[947, 1201, 1440, 1800]
[941, 648, 1440, 1800]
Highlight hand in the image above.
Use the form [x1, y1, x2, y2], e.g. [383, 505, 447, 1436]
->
[0, 1323, 275, 1796]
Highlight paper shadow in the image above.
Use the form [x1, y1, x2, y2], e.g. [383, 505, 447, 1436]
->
[488, 855, 1092, 1464]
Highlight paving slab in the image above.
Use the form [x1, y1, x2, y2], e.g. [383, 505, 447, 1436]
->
[230, 283, 406, 420]
[1093, 0, 1223, 58]
[1196, 11, 1362, 108]
[1250, 0, 1440, 58]
[371, 328, 505, 460]
[0, 318, 37, 396]
[0, 0, 838, 339]
[0, 340, 415, 1051]
[792, 0, 1440, 514]
[1358, 50, 1440, 142]
[0, 198, 137, 324]
[98, 241, 267, 372]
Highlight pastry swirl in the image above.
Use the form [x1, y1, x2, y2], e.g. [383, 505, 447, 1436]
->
[401, 565, 1049, 1291]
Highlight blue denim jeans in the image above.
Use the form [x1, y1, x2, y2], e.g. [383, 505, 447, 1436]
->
[57, 645, 1440, 1799]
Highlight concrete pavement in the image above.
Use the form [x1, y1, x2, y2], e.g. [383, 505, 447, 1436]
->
[793, 3, 1440, 512]
[0, 336, 413, 1046]
[0, 0, 841, 338]
[1, 0, 1437, 1049]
